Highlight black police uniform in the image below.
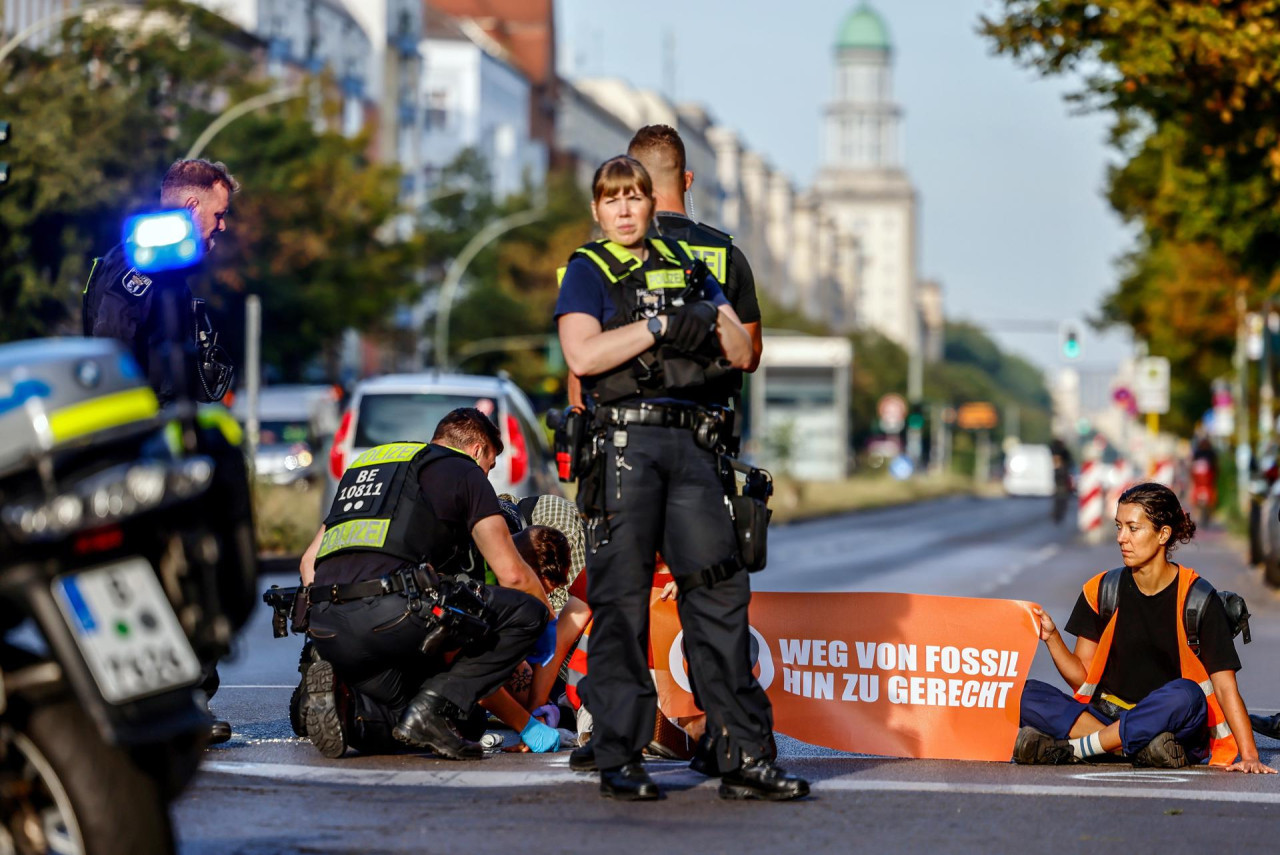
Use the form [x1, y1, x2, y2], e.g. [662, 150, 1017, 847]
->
[82, 243, 228, 404]
[307, 442, 547, 746]
[554, 237, 775, 775]
[654, 211, 761, 445]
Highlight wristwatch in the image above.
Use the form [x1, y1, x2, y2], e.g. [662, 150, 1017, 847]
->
[647, 315, 664, 342]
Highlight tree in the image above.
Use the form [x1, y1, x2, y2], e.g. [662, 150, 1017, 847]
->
[0, 2, 253, 341]
[206, 88, 417, 380]
[981, 1, 1280, 424]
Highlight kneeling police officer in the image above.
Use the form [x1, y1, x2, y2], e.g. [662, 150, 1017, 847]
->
[555, 155, 808, 801]
[298, 408, 555, 759]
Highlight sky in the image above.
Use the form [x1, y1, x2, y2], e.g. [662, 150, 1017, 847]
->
[554, 0, 1136, 376]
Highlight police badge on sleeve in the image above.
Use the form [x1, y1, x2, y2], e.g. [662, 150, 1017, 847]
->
[121, 268, 153, 297]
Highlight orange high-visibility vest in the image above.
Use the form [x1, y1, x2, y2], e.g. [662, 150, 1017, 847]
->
[1074, 566, 1239, 766]
[565, 618, 591, 710]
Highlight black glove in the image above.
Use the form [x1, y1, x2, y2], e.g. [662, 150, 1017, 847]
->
[665, 300, 718, 353]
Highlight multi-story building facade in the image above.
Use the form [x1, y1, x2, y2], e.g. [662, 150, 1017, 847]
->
[421, 8, 546, 198]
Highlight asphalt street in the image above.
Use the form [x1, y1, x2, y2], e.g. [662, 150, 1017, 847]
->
[174, 496, 1280, 853]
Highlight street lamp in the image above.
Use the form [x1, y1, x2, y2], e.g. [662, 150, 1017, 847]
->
[0, 2, 115, 66]
[433, 202, 547, 370]
[185, 87, 304, 160]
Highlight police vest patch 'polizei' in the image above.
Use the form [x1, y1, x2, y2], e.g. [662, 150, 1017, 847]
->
[121, 268, 153, 297]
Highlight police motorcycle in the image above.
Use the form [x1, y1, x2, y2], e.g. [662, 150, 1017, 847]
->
[0, 210, 255, 855]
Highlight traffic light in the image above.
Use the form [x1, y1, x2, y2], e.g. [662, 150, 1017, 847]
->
[0, 120, 9, 186]
[1059, 320, 1081, 359]
[906, 402, 925, 432]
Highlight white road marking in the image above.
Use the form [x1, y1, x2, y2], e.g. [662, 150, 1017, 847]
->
[222, 684, 293, 689]
[200, 760, 1280, 803]
[1071, 770, 1206, 784]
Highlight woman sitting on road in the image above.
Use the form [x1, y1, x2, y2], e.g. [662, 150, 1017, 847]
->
[1016, 482, 1273, 772]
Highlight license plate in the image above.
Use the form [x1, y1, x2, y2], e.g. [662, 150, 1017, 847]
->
[52, 557, 202, 704]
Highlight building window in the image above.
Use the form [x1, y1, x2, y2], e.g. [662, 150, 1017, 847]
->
[426, 90, 447, 131]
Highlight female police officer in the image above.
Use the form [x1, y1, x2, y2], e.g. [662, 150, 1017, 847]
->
[555, 155, 808, 801]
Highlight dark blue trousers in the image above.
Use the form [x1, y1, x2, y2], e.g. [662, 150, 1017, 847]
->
[1020, 678, 1210, 763]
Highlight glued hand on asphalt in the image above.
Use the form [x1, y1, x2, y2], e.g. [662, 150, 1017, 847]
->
[519, 716, 560, 753]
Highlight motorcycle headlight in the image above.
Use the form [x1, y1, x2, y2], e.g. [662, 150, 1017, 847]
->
[2, 456, 216, 542]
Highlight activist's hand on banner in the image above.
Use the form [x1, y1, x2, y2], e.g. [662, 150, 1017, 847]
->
[1031, 606, 1056, 642]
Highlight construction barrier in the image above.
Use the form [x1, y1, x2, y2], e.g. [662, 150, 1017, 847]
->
[1077, 458, 1104, 540]
[649, 589, 1042, 762]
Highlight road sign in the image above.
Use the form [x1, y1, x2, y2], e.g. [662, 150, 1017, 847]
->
[956, 402, 998, 431]
[1247, 313, 1265, 361]
[877, 393, 907, 433]
[1133, 356, 1170, 415]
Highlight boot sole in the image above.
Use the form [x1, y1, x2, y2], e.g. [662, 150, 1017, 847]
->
[569, 752, 597, 772]
[718, 782, 810, 801]
[600, 785, 661, 801]
[390, 725, 482, 761]
[304, 659, 347, 759]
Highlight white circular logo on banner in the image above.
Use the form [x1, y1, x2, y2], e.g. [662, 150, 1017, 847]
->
[667, 626, 774, 692]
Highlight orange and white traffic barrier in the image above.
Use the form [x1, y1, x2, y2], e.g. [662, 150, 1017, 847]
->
[1078, 459, 1104, 540]
[1106, 458, 1134, 519]
[1150, 457, 1175, 486]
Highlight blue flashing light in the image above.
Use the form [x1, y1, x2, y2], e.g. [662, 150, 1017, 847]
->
[122, 209, 205, 273]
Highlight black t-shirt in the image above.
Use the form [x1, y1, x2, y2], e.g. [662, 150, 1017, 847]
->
[314, 451, 503, 586]
[1065, 567, 1241, 705]
[655, 212, 761, 325]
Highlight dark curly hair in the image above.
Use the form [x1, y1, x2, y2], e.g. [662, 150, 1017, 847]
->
[512, 525, 571, 588]
[1117, 482, 1196, 555]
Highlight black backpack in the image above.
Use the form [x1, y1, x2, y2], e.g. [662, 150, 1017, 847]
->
[1095, 568, 1252, 655]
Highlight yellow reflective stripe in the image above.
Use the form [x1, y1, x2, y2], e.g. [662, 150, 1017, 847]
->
[557, 265, 567, 286]
[197, 405, 243, 446]
[1210, 722, 1232, 739]
[48, 387, 159, 444]
[350, 442, 425, 468]
[600, 241, 642, 268]
[83, 257, 101, 294]
[575, 247, 622, 282]
[317, 518, 390, 558]
[651, 238, 680, 264]
[687, 245, 728, 283]
[645, 269, 685, 290]
[1099, 692, 1134, 710]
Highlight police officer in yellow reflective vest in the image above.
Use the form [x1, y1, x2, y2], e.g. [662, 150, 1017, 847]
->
[297, 408, 555, 760]
[628, 124, 762, 452]
[555, 155, 808, 801]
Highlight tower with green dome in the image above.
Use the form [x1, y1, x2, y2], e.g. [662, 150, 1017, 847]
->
[818, 2, 920, 356]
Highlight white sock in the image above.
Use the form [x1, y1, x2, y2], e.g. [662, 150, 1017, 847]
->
[1070, 732, 1106, 759]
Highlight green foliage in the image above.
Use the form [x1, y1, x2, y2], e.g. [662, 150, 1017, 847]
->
[929, 323, 1053, 444]
[0, 2, 413, 383]
[0, 2, 253, 340]
[981, 0, 1280, 431]
[424, 153, 593, 401]
[206, 86, 417, 380]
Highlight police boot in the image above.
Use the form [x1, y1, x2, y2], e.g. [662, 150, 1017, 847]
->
[304, 657, 352, 759]
[718, 757, 810, 801]
[1251, 712, 1280, 740]
[289, 642, 319, 738]
[599, 761, 661, 801]
[569, 742, 597, 772]
[392, 690, 483, 760]
[209, 719, 232, 744]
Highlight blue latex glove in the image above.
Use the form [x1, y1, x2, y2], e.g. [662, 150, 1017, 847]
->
[531, 703, 560, 730]
[520, 716, 560, 753]
[527, 617, 558, 667]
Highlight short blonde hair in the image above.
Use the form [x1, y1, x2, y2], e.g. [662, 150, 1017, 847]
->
[591, 155, 654, 203]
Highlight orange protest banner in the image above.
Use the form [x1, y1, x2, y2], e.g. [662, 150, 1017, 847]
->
[650, 590, 1042, 762]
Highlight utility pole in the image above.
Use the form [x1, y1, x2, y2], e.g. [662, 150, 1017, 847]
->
[1236, 290, 1252, 516]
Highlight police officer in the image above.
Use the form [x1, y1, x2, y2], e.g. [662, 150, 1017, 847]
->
[83, 158, 236, 404]
[297, 408, 556, 760]
[555, 155, 808, 801]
